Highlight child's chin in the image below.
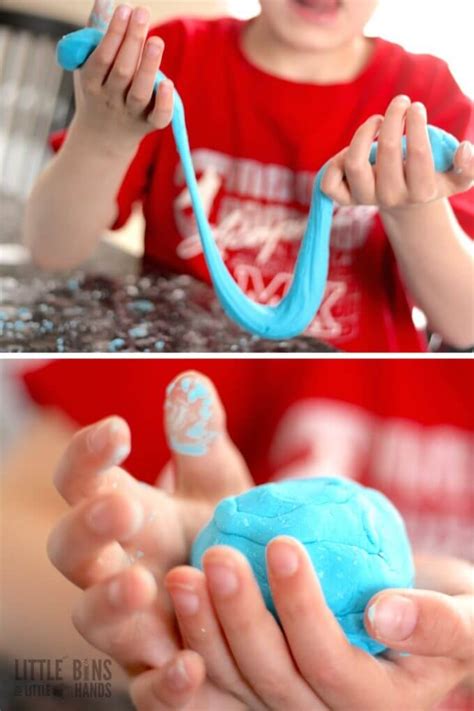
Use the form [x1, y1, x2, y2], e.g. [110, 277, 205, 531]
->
[288, 0, 342, 27]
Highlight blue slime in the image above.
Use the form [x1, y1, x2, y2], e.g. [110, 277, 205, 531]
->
[57, 28, 460, 339]
[191, 477, 414, 655]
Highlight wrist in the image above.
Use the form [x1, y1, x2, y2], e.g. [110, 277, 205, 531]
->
[380, 198, 447, 229]
[380, 199, 451, 244]
[65, 116, 140, 164]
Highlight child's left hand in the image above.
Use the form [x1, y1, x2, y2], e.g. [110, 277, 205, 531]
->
[148, 540, 473, 711]
[321, 95, 474, 214]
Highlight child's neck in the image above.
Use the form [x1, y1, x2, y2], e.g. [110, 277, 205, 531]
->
[242, 16, 373, 85]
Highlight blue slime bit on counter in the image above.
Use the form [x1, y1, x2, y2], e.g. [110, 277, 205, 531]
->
[57, 28, 460, 340]
[191, 477, 414, 655]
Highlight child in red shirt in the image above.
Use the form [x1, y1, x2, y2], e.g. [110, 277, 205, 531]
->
[26, 0, 474, 352]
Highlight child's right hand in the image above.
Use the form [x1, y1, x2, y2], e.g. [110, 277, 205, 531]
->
[73, 3, 174, 156]
[47, 372, 253, 686]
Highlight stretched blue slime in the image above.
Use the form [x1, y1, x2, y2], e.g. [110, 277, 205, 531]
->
[57, 28, 460, 339]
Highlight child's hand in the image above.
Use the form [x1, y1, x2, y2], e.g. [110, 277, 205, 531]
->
[73, 3, 174, 155]
[321, 95, 474, 214]
[47, 372, 253, 687]
[160, 539, 473, 710]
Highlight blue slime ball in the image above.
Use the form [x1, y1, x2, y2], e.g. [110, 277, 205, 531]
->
[191, 477, 414, 655]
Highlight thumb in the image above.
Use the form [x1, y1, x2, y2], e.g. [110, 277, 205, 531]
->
[164, 371, 254, 503]
[87, 0, 114, 29]
[365, 588, 474, 660]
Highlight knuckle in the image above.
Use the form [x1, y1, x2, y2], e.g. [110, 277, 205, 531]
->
[82, 81, 101, 98]
[46, 528, 61, 566]
[93, 52, 111, 70]
[311, 658, 342, 688]
[128, 26, 147, 43]
[127, 92, 146, 108]
[108, 628, 137, 660]
[71, 604, 86, 636]
[410, 186, 436, 204]
[281, 596, 312, 626]
[445, 606, 473, 651]
[113, 64, 132, 81]
[149, 112, 172, 129]
[376, 189, 400, 209]
[345, 157, 366, 175]
[256, 672, 290, 703]
[321, 172, 333, 194]
[378, 138, 400, 153]
[409, 144, 427, 160]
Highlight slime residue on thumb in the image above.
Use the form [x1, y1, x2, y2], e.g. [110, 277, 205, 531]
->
[165, 374, 219, 457]
[88, 0, 115, 30]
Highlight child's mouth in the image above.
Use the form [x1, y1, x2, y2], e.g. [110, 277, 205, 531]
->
[291, 0, 342, 24]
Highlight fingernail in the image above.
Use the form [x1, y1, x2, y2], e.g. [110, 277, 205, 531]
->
[458, 142, 473, 163]
[86, 500, 112, 534]
[396, 95, 411, 105]
[88, 417, 122, 454]
[165, 658, 190, 691]
[134, 7, 149, 24]
[169, 587, 200, 616]
[413, 102, 427, 118]
[161, 79, 174, 94]
[146, 39, 163, 57]
[165, 375, 219, 457]
[267, 541, 299, 578]
[205, 564, 238, 598]
[368, 595, 418, 641]
[110, 442, 130, 466]
[117, 4, 131, 20]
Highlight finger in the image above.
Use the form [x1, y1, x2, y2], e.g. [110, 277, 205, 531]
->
[105, 6, 150, 100]
[73, 565, 177, 669]
[404, 102, 438, 203]
[320, 149, 354, 206]
[82, 5, 133, 89]
[164, 372, 253, 528]
[365, 588, 474, 661]
[88, 0, 115, 30]
[267, 537, 388, 709]
[203, 546, 324, 710]
[155, 461, 176, 494]
[130, 652, 206, 711]
[148, 78, 175, 130]
[47, 491, 143, 587]
[414, 554, 474, 595]
[344, 115, 383, 204]
[444, 141, 474, 193]
[453, 141, 474, 181]
[165, 566, 263, 709]
[127, 36, 164, 116]
[54, 416, 134, 505]
[375, 95, 411, 208]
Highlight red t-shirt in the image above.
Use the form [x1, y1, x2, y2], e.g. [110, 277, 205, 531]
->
[22, 358, 474, 709]
[53, 18, 474, 353]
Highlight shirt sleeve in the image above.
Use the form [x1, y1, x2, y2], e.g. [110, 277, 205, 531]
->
[424, 59, 474, 237]
[48, 19, 189, 231]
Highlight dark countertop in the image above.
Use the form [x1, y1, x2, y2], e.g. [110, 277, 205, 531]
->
[0, 195, 335, 354]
